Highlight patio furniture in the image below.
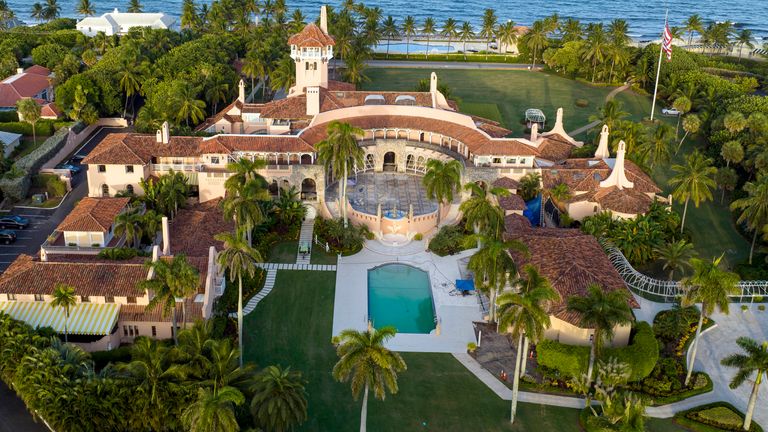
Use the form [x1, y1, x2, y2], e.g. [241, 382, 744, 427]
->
[298, 242, 311, 257]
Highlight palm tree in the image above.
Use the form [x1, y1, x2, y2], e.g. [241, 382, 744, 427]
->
[225, 157, 267, 192]
[497, 265, 559, 423]
[421, 17, 436, 59]
[401, 16, 416, 59]
[315, 121, 364, 226]
[180, 0, 200, 30]
[76, 0, 94, 16]
[127, 0, 142, 13]
[640, 123, 674, 169]
[460, 182, 507, 238]
[441, 18, 458, 55]
[672, 96, 692, 139]
[736, 29, 754, 62]
[669, 151, 717, 233]
[721, 337, 768, 431]
[654, 240, 696, 280]
[16, 99, 41, 145]
[721, 140, 744, 168]
[182, 387, 244, 432]
[590, 100, 629, 132]
[174, 82, 206, 127]
[332, 327, 406, 432]
[42, 0, 60, 21]
[684, 14, 703, 47]
[561, 18, 583, 42]
[215, 231, 262, 367]
[222, 180, 268, 246]
[205, 79, 229, 115]
[114, 208, 144, 249]
[288, 9, 305, 34]
[567, 284, 633, 384]
[682, 255, 740, 385]
[724, 111, 748, 135]
[458, 21, 474, 60]
[678, 114, 701, 152]
[467, 234, 528, 322]
[117, 58, 145, 118]
[250, 365, 308, 432]
[422, 159, 462, 226]
[716, 167, 739, 204]
[139, 255, 199, 345]
[30, 3, 44, 22]
[479, 8, 498, 59]
[526, 20, 548, 68]
[730, 175, 768, 265]
[496, 21, 518, 59]
[381, 16, 398, 59]
[269, 56, 295, 95]
[51, 283, 77, 343]
[583, 23, 608, 82]
[343, 50, 369, 89]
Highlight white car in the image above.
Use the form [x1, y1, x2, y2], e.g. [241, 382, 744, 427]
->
[662, 107, 681, 116]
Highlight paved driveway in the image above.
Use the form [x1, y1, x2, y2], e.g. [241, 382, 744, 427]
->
[694, 307, 768, 426]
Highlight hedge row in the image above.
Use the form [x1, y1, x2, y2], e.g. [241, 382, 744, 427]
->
[0, 121, 54, 136]
[537, 322, 658, 382]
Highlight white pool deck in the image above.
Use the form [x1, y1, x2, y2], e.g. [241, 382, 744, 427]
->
[332, 239, 483, 353]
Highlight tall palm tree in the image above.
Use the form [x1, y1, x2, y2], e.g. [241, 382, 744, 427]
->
[721, 337, 768, 431]
[561, 18, 583, 42]
[590, 99, 629, 132]
[654, 240, 696, 280]
[479, 8, 498, 59]
[343, 49, 370, 89]
[735, 29, 754, 62]
[316, 121, 364, 226]
[51, 283, 77, 343]
[583, 23, 608, 82]
[215, 231, 262, 367]
[117, 57, 145, 118]
[174, 82, 206, 127]
[459, 182, 507, 238]
[684, 14, 703, 47]
[496, 21, 518, 59]
[730, 175, 768, 265]
[458, 21, 474, 60]
[467, 234, 528, 321]
[250, 365, 308, 432]
[180, 0, 200, 30]
[222, 180, 268, 246]
[42, 0, 60, 21]
[139, 255, 199, 345]
[679, 114, 701, 151]
[16, 98, 40, 145]
[114, 208, 144, 249]
[288, 9, 305, 34]
[721, 140, 744, 168]
[497, 265, 560, 423]
[401, 15, 416, 59]
[205, 79, 229, 115]
[30, 3, 44, 22]
[441, 18, 458, 55]
[332, 327, 406, 432]
[422, 17, 436, 59]
[526, 20, 548, 68]
[182, 387, 244, 432]
[567, 284, 633, 384]
[127, 0, 142, 13]
[422, 159, 462, 226]
[76, 0, 95, 16]
[669, 151, 717, 233]
[640, 123, 674, 169]
[225, 157, 267, 192]
[716, 167, 739, 204]
[381, 16, 398, 59]
[724, 111, 748, 135]
[681, 255, 740, 385]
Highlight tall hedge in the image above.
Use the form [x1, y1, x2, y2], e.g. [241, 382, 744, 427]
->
[537, 321, 658, 382]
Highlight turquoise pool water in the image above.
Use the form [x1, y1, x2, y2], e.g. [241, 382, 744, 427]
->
[368, 264, 435, 334]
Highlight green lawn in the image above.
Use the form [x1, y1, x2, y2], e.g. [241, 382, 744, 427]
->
[363, 68, 626, 135]
[267, 240, 298, 263]
[310, 245, 337, 265]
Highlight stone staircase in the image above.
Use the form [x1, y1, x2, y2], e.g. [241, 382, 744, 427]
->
[243, 269, 277, 315]
[296, 217, 315, 265]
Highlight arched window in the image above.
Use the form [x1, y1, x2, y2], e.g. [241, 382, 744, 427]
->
[126, 184, 134, 195]
[101, 184, 109, 197]
[365, 154, 375, 171]
[301, 178, 317, 201]
[406, 154, 415, 171]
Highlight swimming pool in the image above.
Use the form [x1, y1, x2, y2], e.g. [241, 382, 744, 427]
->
[368, 264, 436, 334]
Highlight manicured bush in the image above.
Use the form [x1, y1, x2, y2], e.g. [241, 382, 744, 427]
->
[90, 346, 132, 370]
[214, 268, 266, 314]
[31, 173, 66, 197]
[413, 233, 423, 241]
[676, 402, 764, 432]
[537, 339, 590, 378]
[653, 306, 700, 341]
[314, 216, 369, 255]
[575, 98, 589, 108]
[428, 224, 471, 256]
[0, 121, 55, 136]
[97, 248, 141, 260]
[0, 111, 17, 122]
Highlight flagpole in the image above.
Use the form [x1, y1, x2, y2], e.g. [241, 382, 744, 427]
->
[650, 9, 668, 121]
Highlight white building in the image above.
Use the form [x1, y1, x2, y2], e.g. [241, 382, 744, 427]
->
[76, 9, 176, 37]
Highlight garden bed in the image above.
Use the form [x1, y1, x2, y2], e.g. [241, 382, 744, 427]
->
[674, 402, 763, 432]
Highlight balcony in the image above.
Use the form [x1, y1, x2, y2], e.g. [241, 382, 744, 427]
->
[150, 163, 202, 173]
[41, 231, 126, 258]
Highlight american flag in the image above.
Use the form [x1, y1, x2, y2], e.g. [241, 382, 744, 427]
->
[662, 24, 673, 61]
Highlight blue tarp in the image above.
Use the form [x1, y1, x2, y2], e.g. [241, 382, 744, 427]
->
[455, 279, 475, 292]
[523, 194, 542, 227]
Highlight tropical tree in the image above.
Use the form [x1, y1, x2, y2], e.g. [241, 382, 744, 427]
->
[117, 57, 145, 118]
[205, 78, 230, 115]
[332, 327, 406, 432]
[250, 365, 308, 432]
[497, 265, 559, 423]
[724, 111, 748, 135]
[590, 99, 629, 132]
[479, 8, 498, 59]
[215, 231, 262, 367]
[654, 240, 696, 280]
[721, 140, 744, 167]
[381, 16, 398, 59]
[422, 159, 462, 226]
[127, 0, 142, 13]
[678, 114, 700, 152]
[669, 151, 717, 233]
[180, 0, 200, 30]
[51, 283, 77, 343]
[422, 17, 436, 59]
[684, 14, 703, 47]
[42, 0, 60, 21]
[466, 234, 528, 321]
[527, 20, 548, 68]
[459, 182, 507, 238]
[76, 0, 95, 16]
[30, 3, 44, 22]
[114, 208, 144, 249]
[182, 386, 244, 432]
[225, 157, 267, 192]
[518, 172, 542, 201]
[458, 21, 474, 60]
[561, 18, 583, 42]
[441, 18, 458, 55]
[343, 49, 369, 88]
[735, 29, 754, 62]
[716, 167, 739, 204]
[316, 121, 364, 226]
[174, 82, 206, 127]
[401, 15, 416, 59]
[222, 180, 268, 246]
[720, 337, 768, 431]
[16, 98, 41, 144]
[730, 175, 768, 265]
[672, 96, 692, 139]
[567, 284, 633, 384]
[582, 23, 608, 82]
[139, 255, 199, 345]
[681, 255, 740, 385]
[496, 21, 518, 59]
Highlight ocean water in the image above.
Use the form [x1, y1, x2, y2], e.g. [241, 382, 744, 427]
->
[7, 0, 768, 42]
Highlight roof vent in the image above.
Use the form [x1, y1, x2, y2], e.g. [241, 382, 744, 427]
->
[363, 94, 385, 105]
[394, 95, 416, 106]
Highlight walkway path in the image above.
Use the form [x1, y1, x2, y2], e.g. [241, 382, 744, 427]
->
[296, 218, 314, 265]
[334, 59, 543, 71]
[257, 262, 337, 271]
[567, 84, 631, 137]
[243, 269, 276, 315]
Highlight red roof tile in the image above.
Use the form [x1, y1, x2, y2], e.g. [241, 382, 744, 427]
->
[0, 70, 51, 108]
[493, 176, 520, 189]
[169, 198, 234, 257]
[40, 102, 62, 118]
[56, 197, 131, 232]
[593, 186, 655, 215]
[288, 23, 335, 47]
[498, 194, 526, 211]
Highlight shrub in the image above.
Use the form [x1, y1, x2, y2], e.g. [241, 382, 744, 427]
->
[677, 403, 763, 432]
[575, 98, 589, 108]
[314, 216, 368, 255]
[467, 342, 477, 353]
[653, 306, 700, 341]
[0, 121, 55, 136]
[0, 111, 18, 122]
[90, 346, 132, 370]
[742, 305, 749, 311]
[97, 248, 140, 260]
[32, 173, 66, 197]
[537, 339, 590, 378]
[428, 224, 471, 256]
[214, 268, 266, 314]
[759, 305, 766, 312]
[413, 233, 423, 241]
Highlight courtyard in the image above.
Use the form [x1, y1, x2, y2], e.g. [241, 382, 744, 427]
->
[326, 172, 440, 216]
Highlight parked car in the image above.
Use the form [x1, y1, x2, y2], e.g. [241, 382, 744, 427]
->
[662, 107, 681, 116]
[56, 163, 82, 174]
[0, 230, 16, 244]
[0, 215, 29, 229]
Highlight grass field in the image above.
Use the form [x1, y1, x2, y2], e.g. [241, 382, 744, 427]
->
[244, 271, 693, 431]
[364, 68, 621, 135]
[267, 240, 298, 263]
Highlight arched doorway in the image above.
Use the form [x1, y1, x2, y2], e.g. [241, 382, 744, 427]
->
[383, 152, 396, 172]
[301, 178, 317, 201]
[300, 154, 312, 164]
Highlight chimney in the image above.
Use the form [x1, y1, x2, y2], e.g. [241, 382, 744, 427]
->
[238, 80, 245, 103]
[16, 67, 23, 75]
[554, 107, 564, 131]
[530, 123, 539, 142]
[148, 245, 160, 279]
[430, 72, 437, 93]
[306, 86, 320, 116]
[161, 216, 170, 255]
[113, 7, 119, 14]
[594, 125, 611, 159]
[156, 129, 162, 143]
[320, 5, 328, 34]
[161, 121, 170, 144]
[600, 140, 634, 190]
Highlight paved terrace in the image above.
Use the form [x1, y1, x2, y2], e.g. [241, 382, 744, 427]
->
[327, 172, 438, 216]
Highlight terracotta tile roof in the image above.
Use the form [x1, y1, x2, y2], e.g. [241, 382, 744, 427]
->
[82, 133, 203, 165]
[0, 255, 148, 297]
[24, 65, 51, 76]
[476, 121, 512, 138]
[504, 213, 532, 233]
[473, 140, 540, 156]
[327, 80, 356, 91]
[541, 158, 660, 194]
[506, 228, 637, 326]
[498, 193, 527, 211]
[538, 133, 575, 161]
[170, 198, 234, 257]
[0, 67, 51, 108]
[258, 89, 345, 119]
[40, 102, 62, 118]
[204, 135, 315, 153]
[241, 104, 264, 114]
[493, 176, 520, 189]
[57, 197, 131, 232]
[593, 186, 654, 215]
[195, 100, 244, 131]
[288, 23, 335, 47]
[119, 300, 202, 323]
